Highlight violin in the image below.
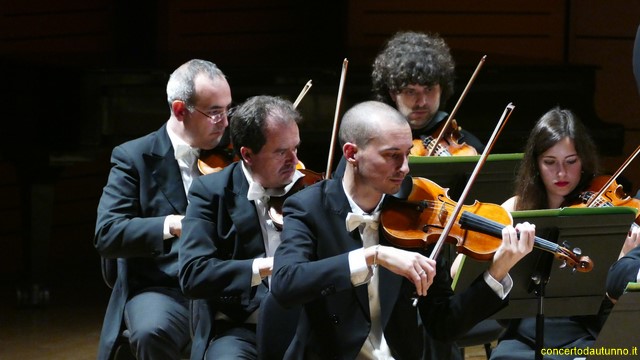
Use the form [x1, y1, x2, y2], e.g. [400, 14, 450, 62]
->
[566, 145, 640, 226]
[197, 143, 238, 175]
[410, 119, 478, 157]
[568, 176, 640, 226]
[380, 177, 593, 272]
[267, 168, 325, 230]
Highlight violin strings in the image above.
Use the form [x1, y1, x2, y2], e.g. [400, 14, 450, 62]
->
[459, 212, 559, 253]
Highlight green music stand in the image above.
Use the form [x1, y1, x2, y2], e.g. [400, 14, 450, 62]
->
[590, 291, 640, 359]
[452, 206, 636, 360]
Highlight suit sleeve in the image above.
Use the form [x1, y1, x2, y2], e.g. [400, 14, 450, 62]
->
[418, 261, 508, 342]
[178, 175, 254, 302]
[271, 189, 354, 308]
[460, 129, 485, 154]
[606, 245, 640, 300]
[94, 145, 165, 258]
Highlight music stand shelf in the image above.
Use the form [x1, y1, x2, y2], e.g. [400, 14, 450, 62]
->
[409, 153, 523, 204]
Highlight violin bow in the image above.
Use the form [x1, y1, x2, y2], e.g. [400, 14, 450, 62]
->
[586, 144, 640, 207]
[427, 56, 487, 156]
[293, 80, 313, 109]
[428, 103, 515, 261]
[325, 58, 349, 179]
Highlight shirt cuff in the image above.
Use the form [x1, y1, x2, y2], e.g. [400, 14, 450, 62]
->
[483, 271, 513, 300]
[348, 248, 372, 286]
[163, 215, 176, 240]
[251, 258, 268, 287]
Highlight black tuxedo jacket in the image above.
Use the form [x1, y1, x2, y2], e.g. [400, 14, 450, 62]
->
[94, 123, 188, 360]
[271, 178, 507, 359]
[179, 162, 269, 359]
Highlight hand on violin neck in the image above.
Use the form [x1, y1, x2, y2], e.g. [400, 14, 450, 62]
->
[254, 257, 274, 278]
[619, 225, 640, 259]
[488, 222, 535, 282]
[366, 245, 435, 296]
[167, 215, 185, 238]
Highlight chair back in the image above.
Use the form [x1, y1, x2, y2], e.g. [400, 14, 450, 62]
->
[101, 257, 118, 289]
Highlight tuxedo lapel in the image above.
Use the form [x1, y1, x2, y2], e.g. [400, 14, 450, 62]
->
[324, 179, 374, 316]
[378, 197, 403, 329]
[223, 164, 267, 318]
[145, 125, 188, 213]
[378, 264, 403, 329]
[226, 164, 265, 258]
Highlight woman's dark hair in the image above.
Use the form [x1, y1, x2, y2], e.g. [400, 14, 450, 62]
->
[513, 107, 599, 210]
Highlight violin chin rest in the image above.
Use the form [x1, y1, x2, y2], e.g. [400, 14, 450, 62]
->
[392, 175, 414, 200]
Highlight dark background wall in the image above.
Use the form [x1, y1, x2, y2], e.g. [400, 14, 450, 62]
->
[0, 0, 639, 305]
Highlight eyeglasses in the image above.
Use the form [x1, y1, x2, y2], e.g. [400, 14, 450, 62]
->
[193, 107, 235, 124]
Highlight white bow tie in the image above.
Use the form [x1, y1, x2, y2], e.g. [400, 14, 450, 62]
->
[247, 182, 287, 202]
[246, 171, 306, 202]
[174, 144, 200, 161]
[345, 212, 380, 232]
[247, 182, 269, 202]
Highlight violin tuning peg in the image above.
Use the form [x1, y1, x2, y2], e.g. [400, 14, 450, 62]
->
[562, 240, 570, 248]
[559, 260, 567, 269]
[572, 267, 577, 274]
[573, 247, 582, 256]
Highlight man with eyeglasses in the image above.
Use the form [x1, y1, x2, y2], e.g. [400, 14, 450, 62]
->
[95, 59, 232, 360]
[179, 95, 305, 360]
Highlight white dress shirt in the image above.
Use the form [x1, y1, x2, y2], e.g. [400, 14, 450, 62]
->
[342, 186, 393, 360]
[162, 126, 200, 240]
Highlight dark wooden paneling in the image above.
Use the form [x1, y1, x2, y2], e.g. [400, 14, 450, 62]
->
[162, 1, 346, 67]
[569, 0, 640, 185]
[571, 0, 640, 37]
[0, 1, 113, 65]
[347, 0, 566, 66]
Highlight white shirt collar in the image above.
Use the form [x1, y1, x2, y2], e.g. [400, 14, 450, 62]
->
[241, 162, 304, 201]
[166, 126, 199, 160]
[342, 180, 385, 217]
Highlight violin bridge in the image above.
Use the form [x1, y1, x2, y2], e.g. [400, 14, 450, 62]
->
[437, 203, 448, 226]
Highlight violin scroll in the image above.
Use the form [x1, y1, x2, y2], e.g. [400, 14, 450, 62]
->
[557, 246, 593, 273]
